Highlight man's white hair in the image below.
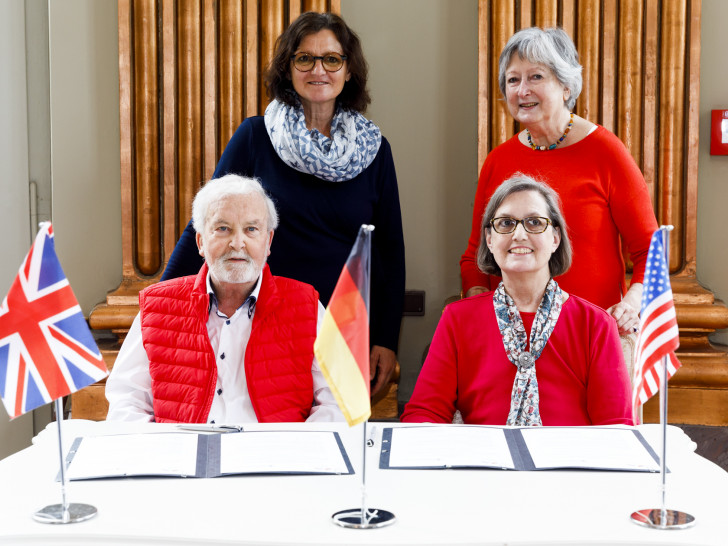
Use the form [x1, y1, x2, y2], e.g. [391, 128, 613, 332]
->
[191, 174, 279, 233]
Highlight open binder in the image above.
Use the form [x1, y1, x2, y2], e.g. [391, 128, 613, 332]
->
[62, 430, 354, 480]
[380, 426, 662, 472]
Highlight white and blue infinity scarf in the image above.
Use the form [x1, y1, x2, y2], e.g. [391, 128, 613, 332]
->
[264, 99, 382, 182]
[493, 279, 563, 427]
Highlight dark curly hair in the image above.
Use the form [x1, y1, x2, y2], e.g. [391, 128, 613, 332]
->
[264, 12, 371, 113]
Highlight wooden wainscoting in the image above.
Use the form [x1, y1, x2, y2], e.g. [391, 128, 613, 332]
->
[477, 0, 728, 425]
[80, 0, 400, 421]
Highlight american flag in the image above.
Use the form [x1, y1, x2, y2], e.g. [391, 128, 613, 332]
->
[632, 228, 682, 416]
[0, 223, 108, 419]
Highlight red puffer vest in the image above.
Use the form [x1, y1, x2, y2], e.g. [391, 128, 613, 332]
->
[139, 264, 318, 423]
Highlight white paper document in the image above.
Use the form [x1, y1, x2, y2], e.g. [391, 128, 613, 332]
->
[520, 427, 661, 471]
[386, 426, 516, 469]
[64, 430, 353, 480]
[66, 433, 199, 480]
[380, 426, 661, 472]
[220, 431, 350, 474]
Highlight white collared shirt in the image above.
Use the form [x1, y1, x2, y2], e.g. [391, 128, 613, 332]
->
[106, 273, 343, 423]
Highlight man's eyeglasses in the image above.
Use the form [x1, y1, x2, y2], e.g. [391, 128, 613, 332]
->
[290, 52, 348, 72]
[490, 216, 552, 234]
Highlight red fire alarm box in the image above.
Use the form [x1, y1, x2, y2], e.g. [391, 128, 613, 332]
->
[711, 110, 728, 155]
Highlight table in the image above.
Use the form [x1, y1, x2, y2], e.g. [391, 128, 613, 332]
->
[0, 420, 726, 545]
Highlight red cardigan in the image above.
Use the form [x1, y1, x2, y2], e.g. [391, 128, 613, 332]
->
[460, 127, 658, 311]
[401, 292, 634, 426]
[139, 264, 318, 423]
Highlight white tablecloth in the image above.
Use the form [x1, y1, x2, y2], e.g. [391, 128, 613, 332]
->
[0, 420, 725, 545]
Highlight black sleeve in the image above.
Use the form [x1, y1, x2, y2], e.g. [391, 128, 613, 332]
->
[369, 139, 406, 353]
[160, 220, 203, 280]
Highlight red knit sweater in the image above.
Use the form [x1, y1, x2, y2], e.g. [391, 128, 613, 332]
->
[401, 292, 634, 426]
[460, 127, 658, 310]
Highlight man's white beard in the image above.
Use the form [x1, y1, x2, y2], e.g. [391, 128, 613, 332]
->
[208, 250, 265, 284]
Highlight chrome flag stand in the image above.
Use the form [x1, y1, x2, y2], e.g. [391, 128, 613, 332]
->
[0, 222, 106, 523]
[630, 226, 694, 530]
[332, 421, 395, 529]
[32, 398, 97, 524]
[318, 225, 395, 528]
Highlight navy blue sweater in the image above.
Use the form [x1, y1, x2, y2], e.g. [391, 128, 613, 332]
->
[162, 116, 405, 352]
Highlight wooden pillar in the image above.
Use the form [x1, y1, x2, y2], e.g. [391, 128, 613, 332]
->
[81, 0, 346, 419]
[478, 0, 728, 425]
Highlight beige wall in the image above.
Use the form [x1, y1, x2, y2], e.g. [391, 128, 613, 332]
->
[0, 1, 35, 461]
[697, 0, 728, 346]
[49, 0, 122, 315]
[342, 0, 479, 398]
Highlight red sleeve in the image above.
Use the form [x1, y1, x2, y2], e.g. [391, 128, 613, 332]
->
[585, 306, 634, 425]
[602, 132, 658, 285]
[400, 306, 459, 423]
[459, 156, 497, 294]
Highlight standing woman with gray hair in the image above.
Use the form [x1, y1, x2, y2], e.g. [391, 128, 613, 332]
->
[460, 27, 657, 336]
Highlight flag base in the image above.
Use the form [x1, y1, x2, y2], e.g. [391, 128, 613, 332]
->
[32, 503, 98, 524]
[332, 508, 396, 529]
[630, 508, 695, 529]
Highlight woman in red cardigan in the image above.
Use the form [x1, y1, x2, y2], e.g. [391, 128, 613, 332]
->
[460, 27, 657, 336]
[403, 175, 633, 426]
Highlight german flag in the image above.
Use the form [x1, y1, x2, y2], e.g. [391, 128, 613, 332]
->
[314, 225, 373, 426]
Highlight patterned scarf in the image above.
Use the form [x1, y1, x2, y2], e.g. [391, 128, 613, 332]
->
[264, 99, 382, 182]
[493, 279, 563, 426]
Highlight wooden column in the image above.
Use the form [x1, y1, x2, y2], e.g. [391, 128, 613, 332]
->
[478, 0, 728, 425]
[81, 0, 346, 419]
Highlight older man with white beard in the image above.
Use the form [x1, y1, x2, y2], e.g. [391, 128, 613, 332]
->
[106, 174, 343, 423]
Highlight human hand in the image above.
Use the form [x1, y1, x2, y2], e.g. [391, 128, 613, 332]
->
[370, 345, 396, 398]
[607, 300, 640, 336]
[464, 286, 488, 298]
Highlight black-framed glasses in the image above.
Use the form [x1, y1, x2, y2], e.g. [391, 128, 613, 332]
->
[290, 52, 348, 72]
[490, 216, 552, 234]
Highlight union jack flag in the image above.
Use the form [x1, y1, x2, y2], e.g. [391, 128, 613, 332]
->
[632, 228, 682, 419]
[0, 223, 108, 419]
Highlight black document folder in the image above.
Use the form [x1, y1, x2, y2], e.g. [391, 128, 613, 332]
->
[379, 426, 662, 472]
[62, 430, 354, 480]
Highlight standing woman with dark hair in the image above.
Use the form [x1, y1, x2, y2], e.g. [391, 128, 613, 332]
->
[460, 27, 657, 337]
[162, 12, 405, 396]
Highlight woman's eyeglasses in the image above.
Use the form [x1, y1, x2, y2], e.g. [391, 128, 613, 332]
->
[490, 216, 552, 234]
[290, 52, 348, 72]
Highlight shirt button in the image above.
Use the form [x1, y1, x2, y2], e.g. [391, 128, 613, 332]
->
[220, 353, 225, 360]
[226, 320, 230, 325]
[217, 388, 223, 395]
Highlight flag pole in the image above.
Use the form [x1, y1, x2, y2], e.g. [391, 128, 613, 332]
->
[630, 225, 694, 530]
[330, 225, 395, 529]
[32, 398, 98, 524]
[0, 221, 107, 523]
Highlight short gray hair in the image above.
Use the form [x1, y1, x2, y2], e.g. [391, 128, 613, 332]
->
[477, 174, 572, 278]
[191, 174, 279, 234]
[498, 27, 582, 110]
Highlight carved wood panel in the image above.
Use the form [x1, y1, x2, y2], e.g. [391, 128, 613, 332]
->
[116, 0, 341, 288]
[478, 0, 728, 425]
[478, 0, 698, 274]
[85, 0, 416, 421]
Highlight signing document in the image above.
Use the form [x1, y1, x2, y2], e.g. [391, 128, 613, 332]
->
[381, 426, 660, 472]
[64, 430, 353, 480]
[520, 427, 661, 471]
[385, 426, 516, 469]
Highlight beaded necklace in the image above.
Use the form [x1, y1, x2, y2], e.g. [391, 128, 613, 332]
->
[526, 112, 574, 151]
